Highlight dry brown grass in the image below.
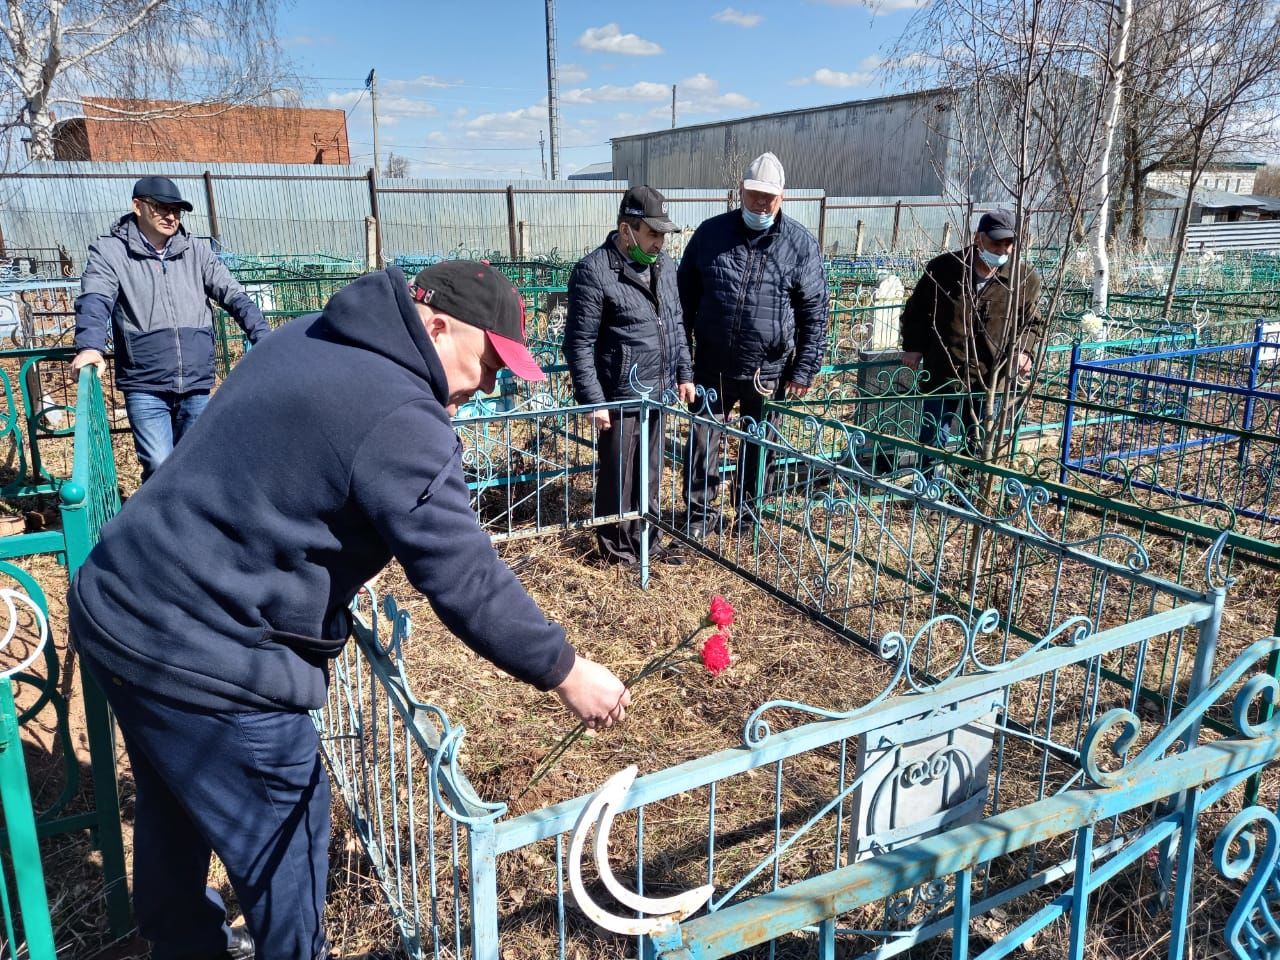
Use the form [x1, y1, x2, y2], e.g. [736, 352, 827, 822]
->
[5, 389, 1278, 959]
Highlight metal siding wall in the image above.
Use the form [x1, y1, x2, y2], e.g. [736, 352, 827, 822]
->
[610, 95, 946, 196]
[0, 161, 371, 266]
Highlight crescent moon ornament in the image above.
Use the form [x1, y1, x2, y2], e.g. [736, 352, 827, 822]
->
[568, 765, 715, 937]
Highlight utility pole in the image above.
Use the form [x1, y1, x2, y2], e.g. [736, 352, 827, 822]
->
[539, 131, 547, 180]
[544, 0, 561, 179]
[366, 68, 380, 178]
[671, 84, 677, 129]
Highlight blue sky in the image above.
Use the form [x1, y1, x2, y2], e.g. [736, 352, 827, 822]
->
[276, 0, 925, 179]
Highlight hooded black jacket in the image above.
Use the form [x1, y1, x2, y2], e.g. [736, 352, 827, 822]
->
[68, 268, 576, 712]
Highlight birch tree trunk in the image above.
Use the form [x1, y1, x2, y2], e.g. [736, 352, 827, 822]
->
[1090, 0, 1134, 315]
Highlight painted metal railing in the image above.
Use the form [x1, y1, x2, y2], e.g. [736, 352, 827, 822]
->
[0, 577, 57, 960]
[56, 368, 129, 936]
[314, 397, 1273, 959]
[1060, 326, 1280, 524]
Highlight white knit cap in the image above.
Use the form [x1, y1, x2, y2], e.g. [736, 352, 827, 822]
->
[742, 152, 785, 195]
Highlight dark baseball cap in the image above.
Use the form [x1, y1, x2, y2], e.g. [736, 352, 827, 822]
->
[131, 176, 193, 212]
[619, 185, 678, 233]
[977, 210, 1017, 241]
[411, 261, 545, 382]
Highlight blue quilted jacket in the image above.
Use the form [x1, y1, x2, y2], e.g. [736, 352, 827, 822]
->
[676, 211, 828, 385]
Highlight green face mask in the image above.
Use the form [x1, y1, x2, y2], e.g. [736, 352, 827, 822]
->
[623, 225, 659, 265]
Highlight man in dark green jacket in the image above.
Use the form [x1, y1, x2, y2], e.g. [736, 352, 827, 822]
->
[899, 210, 1043, 461]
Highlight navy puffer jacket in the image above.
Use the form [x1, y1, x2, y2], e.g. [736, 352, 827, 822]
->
[677, 211, 828, 384]
[563, 236, 693, 402]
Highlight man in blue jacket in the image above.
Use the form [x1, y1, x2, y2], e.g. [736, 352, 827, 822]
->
[677, 153, 828, 532]
[68, 262, 630, 960]
[564, 186, 696, 566]
[72, 176, 269, 480]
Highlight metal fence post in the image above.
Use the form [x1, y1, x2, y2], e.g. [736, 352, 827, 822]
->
[202, 170, 220, 246]
[366, 169, 383, 268]
[890, 201, 902, 251]
[467, 823, 500, 959]
[0, 678, 57, 959]
[506, 186, 518, 259]
[817, 196, 827, 253]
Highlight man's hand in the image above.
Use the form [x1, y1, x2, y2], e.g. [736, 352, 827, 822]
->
[1017, 352, 1033, 377]
[678, 382, 696, 405]
[784, 381, 810, 400]
[72, 348, 106, 375]
[901, 351, 923, 371]
[554, 655, 631, 730]
[590, 408, 613, 432]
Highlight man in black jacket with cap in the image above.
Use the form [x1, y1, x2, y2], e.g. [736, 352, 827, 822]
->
[564, 186, 696, 566]
[899, 209, 1043, 462]
[69, 261, 630, 960]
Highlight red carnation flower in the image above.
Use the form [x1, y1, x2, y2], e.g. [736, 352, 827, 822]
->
[701, 634, 732, 675]
[708, 595, 735, 629]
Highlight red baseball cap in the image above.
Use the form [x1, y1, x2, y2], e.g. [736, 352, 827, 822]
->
[411, 262, 546, 381]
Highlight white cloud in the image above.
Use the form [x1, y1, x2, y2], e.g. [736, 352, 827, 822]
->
[577, 23, 663, 56]
[817, 0, 927, 11]
[462, 104, 548, 141]
[790, 59, 883, 87]
[560, 63, 589, 84]
[326, 90, 438, 118]
[382, 75, 455, 93]
[713, 7, 763, 27]
[675, 72, 755, 113]
[562, 81, 672, 105]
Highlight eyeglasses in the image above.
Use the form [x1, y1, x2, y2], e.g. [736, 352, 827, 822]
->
[141, 199, 184, 218]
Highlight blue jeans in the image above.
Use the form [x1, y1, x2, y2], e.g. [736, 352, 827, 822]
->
[124, 390, 210, 481]
[82, 655, 331, 960]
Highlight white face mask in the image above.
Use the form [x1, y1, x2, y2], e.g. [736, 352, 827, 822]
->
[978, 247, 1009, 269]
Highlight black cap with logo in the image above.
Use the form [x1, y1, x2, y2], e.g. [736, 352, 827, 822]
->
[619, 185, 678, 233]
[411, 261, 545, 382]
[977, 210, 1017, 241]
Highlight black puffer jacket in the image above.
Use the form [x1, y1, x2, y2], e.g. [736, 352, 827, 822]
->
[563, 236, 693, 401]
[677, 210, 828, 384]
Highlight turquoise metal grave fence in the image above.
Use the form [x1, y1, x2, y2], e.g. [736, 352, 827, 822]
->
[314, 397, 1277, 959]
[0, 574, 57, 960]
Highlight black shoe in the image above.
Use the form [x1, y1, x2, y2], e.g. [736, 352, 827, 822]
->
[226, 927, 255, 960]
[176, 925, 255, 960]
[650, 546, 687, 566]
[685, 512, 723, 538]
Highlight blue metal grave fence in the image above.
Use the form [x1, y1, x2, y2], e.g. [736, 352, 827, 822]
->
[1060, 324, 1280, 524]
[313, 396, 1276, 960]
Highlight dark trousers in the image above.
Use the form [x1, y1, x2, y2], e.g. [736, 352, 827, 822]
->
[595, 407, 664, 563]
[683, 370, 784, 523]
[83, 657, 331, 960]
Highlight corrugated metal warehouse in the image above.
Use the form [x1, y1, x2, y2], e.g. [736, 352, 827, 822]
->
[611, 89, 1003, 199]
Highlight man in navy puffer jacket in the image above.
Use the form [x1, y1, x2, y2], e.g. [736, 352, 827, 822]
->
[68, 262, 630, 960]
[564, 186, 696, 566]
[72, 176, 269, 481]
[678, 153, 828, 531]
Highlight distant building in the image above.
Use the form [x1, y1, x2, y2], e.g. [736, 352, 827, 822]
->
[52, 98, 350, 165]
[567, 161, 615, 181]
[610, 90, 985, 198]
[1145, 158, 1266, 198]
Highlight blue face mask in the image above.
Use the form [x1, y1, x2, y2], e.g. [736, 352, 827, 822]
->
[742, 208, 775, 231]
[978, 247, 1009, 269]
